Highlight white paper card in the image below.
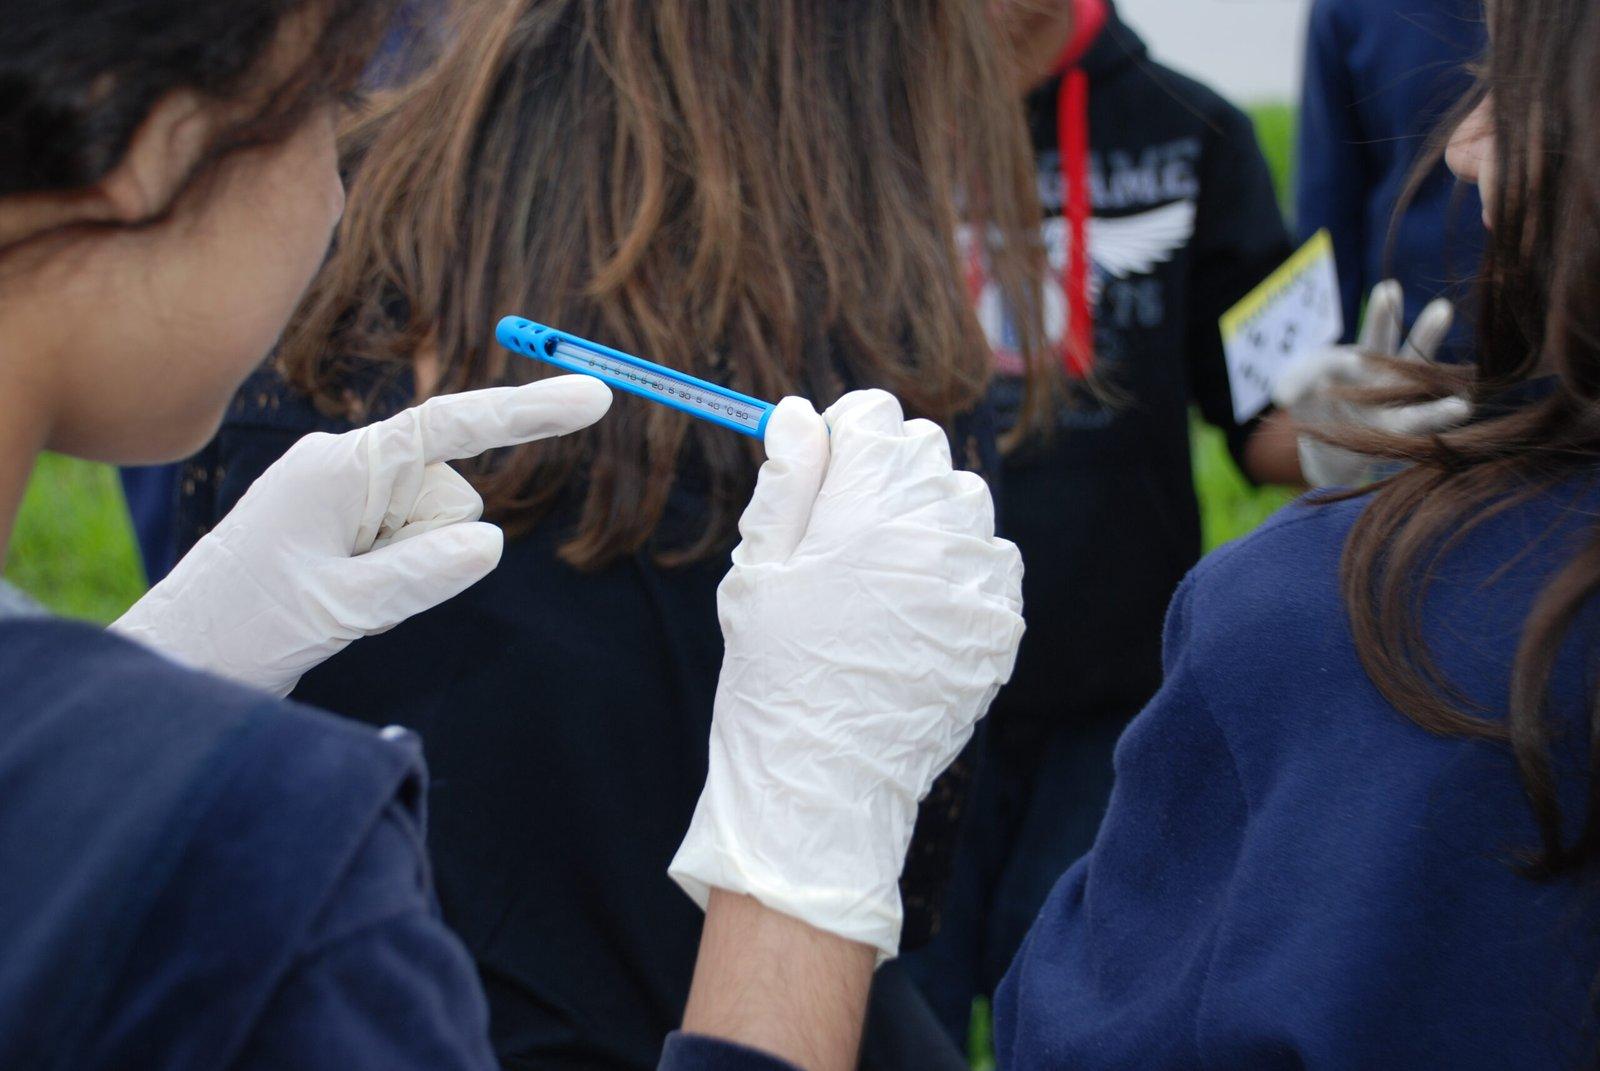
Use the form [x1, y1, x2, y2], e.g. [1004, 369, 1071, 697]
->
[1219, 229, 1344, 424]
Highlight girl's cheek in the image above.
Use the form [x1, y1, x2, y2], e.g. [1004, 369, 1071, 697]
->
[298, 108, 345, 230]
[1445, 98, 1496, 230]
[1477, 154, 1496, 231]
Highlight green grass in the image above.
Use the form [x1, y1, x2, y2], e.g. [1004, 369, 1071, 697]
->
[969, 1000, 997, 1071]
[5, 453, 146, 622]
[1250, 102, 1297, 222]
[1194, 420, 1296, 552]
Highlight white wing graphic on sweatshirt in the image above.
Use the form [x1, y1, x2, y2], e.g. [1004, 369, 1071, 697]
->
[969, 199, 1197, 372]
[1088, 199, 1197, 280]
[1041, 199, 1197, 295]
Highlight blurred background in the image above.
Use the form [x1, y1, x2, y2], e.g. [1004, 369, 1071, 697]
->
[1123, 0, 1312, 103]
[3, 0, 1312, 624]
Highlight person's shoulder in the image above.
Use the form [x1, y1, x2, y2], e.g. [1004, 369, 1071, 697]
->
[1163, 494, 1372, 726]
[0, 619, 426, 1066]
[2, 615, 402, 747]
[0, 616, 422, 836]
[1307, 0, 1419, 45]
[1186, 492, 1362, 616]
[0, 615, 277, 733]
[1177, 472, 1600, 733]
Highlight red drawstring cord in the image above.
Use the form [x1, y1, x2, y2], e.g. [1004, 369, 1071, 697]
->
[968, 0, 1103, 378]
[1059, 67, 1094, 377]
[1054, 0, 1106, 378]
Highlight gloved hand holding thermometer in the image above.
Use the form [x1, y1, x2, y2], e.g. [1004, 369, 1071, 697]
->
[1272, 280, 1470, 488]
[495, 323, 1026, 957]
[670, 390, 1027, 961]
[114, 377, 613, 696]
[117, 317, 1022, 968]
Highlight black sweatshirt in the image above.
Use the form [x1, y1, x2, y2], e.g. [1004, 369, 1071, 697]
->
[981, 8, 1291, 755]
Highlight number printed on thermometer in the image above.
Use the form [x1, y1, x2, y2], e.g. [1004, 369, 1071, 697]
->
[552, 341, 765, 431]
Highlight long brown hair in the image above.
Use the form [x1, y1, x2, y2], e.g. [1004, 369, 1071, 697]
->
[281, 0, 1048, 568]
[1326, 0, 1600, 882]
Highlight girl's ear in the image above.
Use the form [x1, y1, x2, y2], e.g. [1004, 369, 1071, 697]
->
[0, 89, 217, 249]
[97, 90, 216, 224]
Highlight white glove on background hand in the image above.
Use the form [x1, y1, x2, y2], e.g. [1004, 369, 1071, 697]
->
[114, 377, 612, 696]
[669, 390, 1025, 962]
[1272, 280, 1470, 488]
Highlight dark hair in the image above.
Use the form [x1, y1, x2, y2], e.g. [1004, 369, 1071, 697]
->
[1326, 0, 1600, 882]
[0, 0, 397, 234]
[280, 0, 1049, 570]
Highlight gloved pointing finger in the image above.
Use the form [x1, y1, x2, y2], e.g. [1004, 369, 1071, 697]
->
[356, 376, 615, 551]
[114, 376, 614, 697]
[375, 375, 615, 465]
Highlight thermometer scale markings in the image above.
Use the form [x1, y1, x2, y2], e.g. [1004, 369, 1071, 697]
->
[550, 340, 766, 433]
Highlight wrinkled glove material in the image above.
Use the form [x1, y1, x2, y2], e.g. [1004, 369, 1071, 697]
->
[669, 390, 1025, 962]
[114, 377, 612, 696]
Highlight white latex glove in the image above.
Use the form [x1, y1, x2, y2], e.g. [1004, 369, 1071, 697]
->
[114, 377, 612, 696]
[669, 390, 1025, 962]
[1272, 279, 1470, 487]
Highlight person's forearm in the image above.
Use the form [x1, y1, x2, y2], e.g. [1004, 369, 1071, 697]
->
[681, 890, 875, 1071]
[1243, 409, 1306, 486]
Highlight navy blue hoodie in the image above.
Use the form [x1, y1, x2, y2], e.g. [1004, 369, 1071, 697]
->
[0, 617, 497, 1070]
[991, 481, 1600, 1066]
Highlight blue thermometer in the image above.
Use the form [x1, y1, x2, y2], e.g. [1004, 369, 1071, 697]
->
[495, 317, 775, 439]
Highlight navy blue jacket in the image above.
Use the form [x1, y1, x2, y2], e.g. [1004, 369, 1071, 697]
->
[994, 480, 1600, 1066]
[661, 472, 1600, 1068]
[1296, 0, 1486, 351]
[0, 618, 498, 1070]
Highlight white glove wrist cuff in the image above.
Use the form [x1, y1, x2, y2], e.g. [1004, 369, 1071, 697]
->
[668, 834, 903, 965]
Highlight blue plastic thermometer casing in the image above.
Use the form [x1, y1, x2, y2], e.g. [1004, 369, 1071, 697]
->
[495, 317, 774, 440]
